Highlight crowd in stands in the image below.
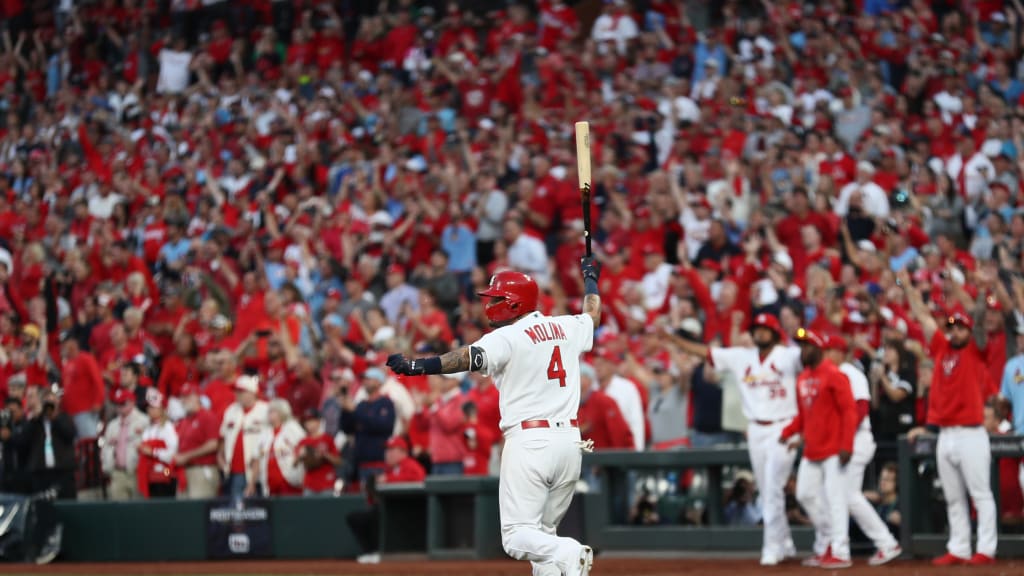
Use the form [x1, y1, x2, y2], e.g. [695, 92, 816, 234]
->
[0, 0, 1022, 525]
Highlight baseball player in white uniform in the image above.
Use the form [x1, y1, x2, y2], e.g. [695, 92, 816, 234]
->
[387, 262, 602, 576]
[670, 313, 800, 565]
[822, 335, 902, 566]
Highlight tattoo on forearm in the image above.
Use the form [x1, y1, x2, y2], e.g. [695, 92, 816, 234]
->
[583, 294, 601, 314]
[440, 347, 471, 373]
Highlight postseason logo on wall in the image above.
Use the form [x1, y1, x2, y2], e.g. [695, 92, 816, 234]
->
[206, 499, 273, 559]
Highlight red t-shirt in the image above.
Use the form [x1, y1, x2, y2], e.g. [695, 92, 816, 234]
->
[926, 331, 987, 427]
[296, 434, 338, 492]
[229, 407, 250, 474]
[384, 456, 427, 483]
[205, 379, 237, 423]
[176, 409, 219, 467]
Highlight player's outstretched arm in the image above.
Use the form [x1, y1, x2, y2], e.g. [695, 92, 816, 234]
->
[581, 256, 602, 328]
[664, 330, 709, 360]
[386, 347, 472, 376]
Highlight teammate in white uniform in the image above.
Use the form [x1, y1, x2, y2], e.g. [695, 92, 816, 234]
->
[822, 335, 902, 566]
[387, 263, 602, 576]
[670, 313, 800, 565]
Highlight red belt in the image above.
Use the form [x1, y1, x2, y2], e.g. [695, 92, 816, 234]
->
[521, 419, 579, 430]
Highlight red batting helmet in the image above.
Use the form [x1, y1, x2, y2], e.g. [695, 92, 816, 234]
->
[751, 313, 784, 339]
[478, 270, 539, 324]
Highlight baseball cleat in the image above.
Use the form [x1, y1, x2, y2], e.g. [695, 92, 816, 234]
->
[968, 553, 995, 565]
[356, 552, 380, 564]
[803, 545, 830, 567]
[868, 545, 902, 566]
[574, 545, 593, 576]
[931, 553, 970, 566]
[817, 553, 852, 569]
[801, 555, 823, 567]
[759, 555, 780, 566]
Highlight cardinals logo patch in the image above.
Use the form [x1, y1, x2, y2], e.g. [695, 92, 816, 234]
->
[942, 354, 959, 377]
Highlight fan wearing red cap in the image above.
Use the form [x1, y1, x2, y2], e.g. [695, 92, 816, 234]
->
[383, 436, 426, 483]
[821, 334, 903, 565]
[899, 271, 996, 566]
[137, 389, 180, 499]
[779, 329, 858, 568]
[100, 387, 149, 500]
[173, 383, 221, 499]
[386, 257, 603, 575]
[668, 311, 801, 566]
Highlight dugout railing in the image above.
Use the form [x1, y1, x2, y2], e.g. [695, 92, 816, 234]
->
[578, 447, 815, 552]
[897, 434, 1024, 557]
[44, 437, 1024, 561]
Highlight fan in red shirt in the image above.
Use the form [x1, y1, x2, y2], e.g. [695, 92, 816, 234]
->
[462, 399, 498, 476]
[406, 291, 454, 351]
[538, 0, 579, 51]
[901, 268, 997, 567]
[296, 410, 341, 495]
[779, 328, 857, 568]
[173, 383, 221, 499]
[577, 364, 635, 450]
[59, 334, 106, 439]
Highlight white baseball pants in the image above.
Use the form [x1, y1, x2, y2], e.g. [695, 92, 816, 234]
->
[499, 425, 585, 576]
[937, 426, 997, 558]
[747, 420, 797, 561]
[796, 455, 850, 559]
[847, 430, 899, 551]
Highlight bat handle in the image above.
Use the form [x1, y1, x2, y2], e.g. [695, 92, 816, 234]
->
[581, 184, 593, 258]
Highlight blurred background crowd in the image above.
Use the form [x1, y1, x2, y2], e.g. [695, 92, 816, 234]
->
[0, 0, 1023, 540]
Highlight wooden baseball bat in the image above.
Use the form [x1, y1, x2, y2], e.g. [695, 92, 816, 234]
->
[575, 121, 593, 258]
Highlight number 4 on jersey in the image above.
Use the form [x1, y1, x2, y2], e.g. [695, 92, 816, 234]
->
[547, 346, 567, 387]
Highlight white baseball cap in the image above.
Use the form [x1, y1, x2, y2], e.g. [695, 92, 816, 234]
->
[235, 375, 259, 394]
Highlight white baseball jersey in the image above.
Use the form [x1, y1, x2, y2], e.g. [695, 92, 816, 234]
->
[471, 311, 594, 432]
[839, 362, 871, 432]
[709, 345, 800, 422]
[605, 375, 645, 451]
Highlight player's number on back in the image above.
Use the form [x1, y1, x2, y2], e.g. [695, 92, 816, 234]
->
[547, 346, 567, 388]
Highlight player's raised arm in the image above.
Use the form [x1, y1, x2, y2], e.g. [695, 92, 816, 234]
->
[581, 256, 602, 328]
[897, 269, 937, 342]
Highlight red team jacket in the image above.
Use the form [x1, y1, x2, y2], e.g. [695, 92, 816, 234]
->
[781, 359, 857, 461]
[926, 332, 986, 427]
[578, 388, 635, 450]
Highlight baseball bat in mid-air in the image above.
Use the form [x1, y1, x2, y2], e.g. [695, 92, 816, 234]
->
[575, 121, 593, 258]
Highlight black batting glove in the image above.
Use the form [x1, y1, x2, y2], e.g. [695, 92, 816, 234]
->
[580, 256, 601, 282]
[386, 354, 425, 376]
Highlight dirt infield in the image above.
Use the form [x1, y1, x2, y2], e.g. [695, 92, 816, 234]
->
[7, 557, 1022, 576]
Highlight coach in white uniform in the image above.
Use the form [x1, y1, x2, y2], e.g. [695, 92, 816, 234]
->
[821, 335, 902, 566]
[671, 313, 799, 566]
[387, 262, 603, 576]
